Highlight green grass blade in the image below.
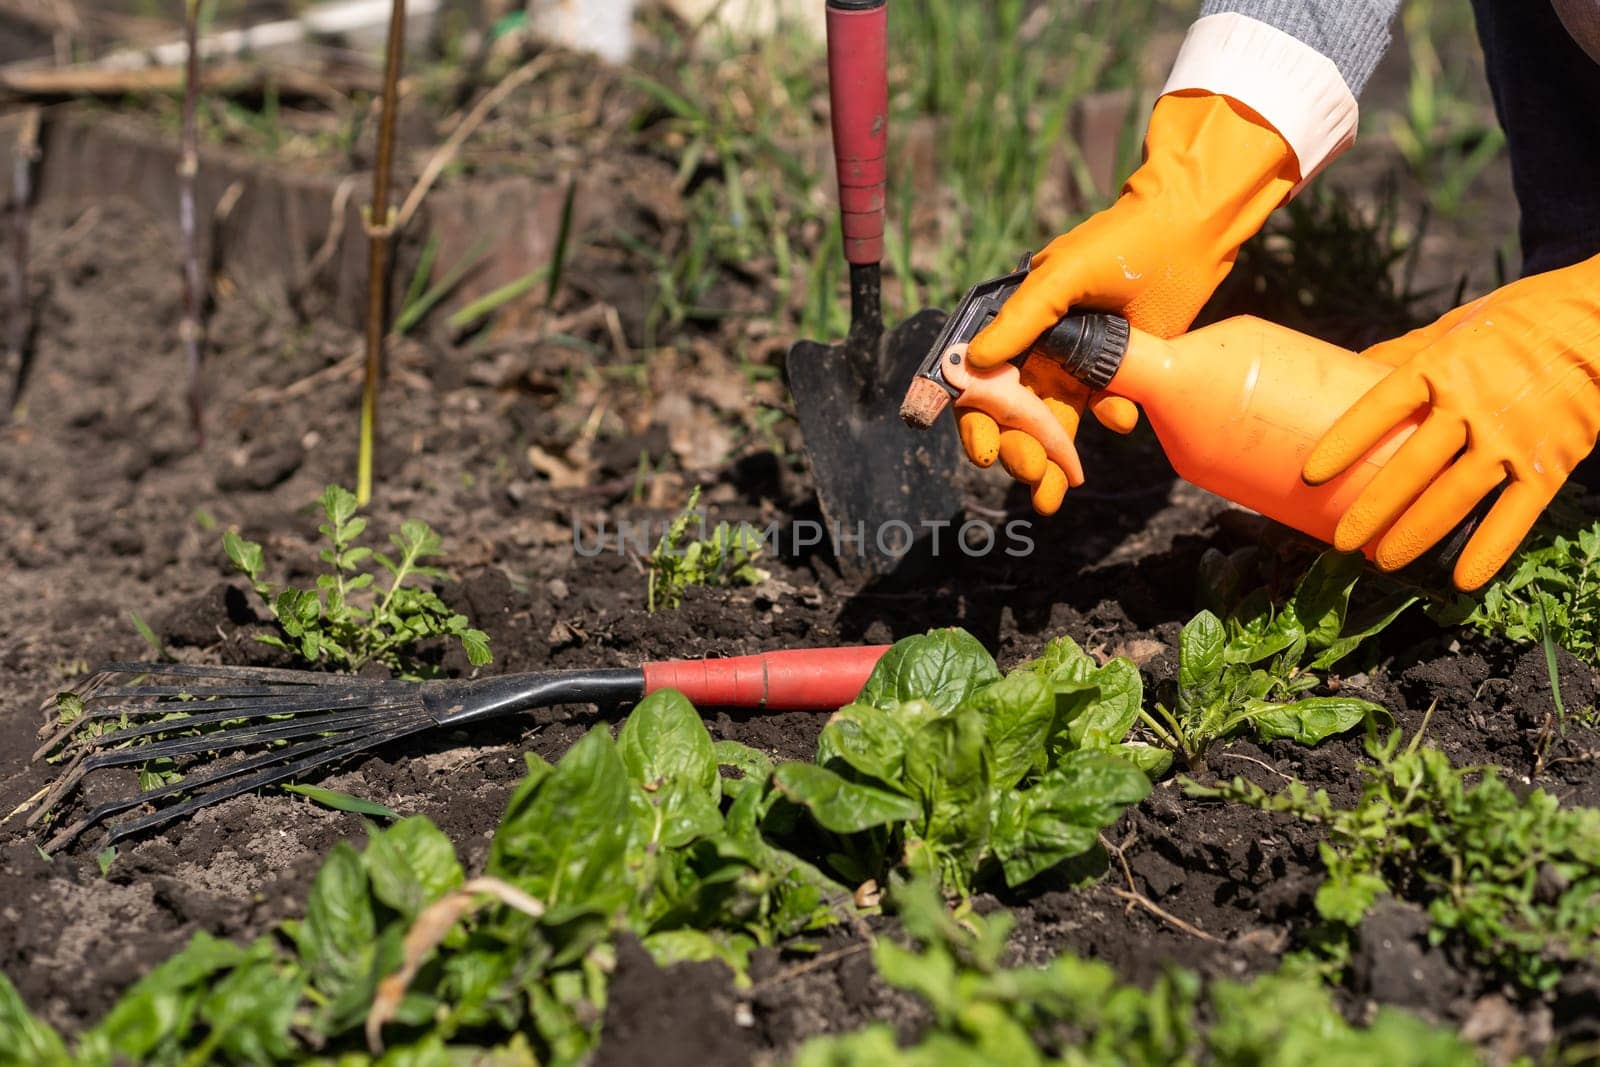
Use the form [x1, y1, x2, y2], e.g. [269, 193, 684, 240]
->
[394, 236, 494, 337]
[447, 269, 547, 333]
[546, 175, 579, 306]
[284, 783, 399, 819]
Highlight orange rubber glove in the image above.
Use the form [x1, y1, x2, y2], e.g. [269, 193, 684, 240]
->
[1303, 254, 1600, 591]
[958, 91, 1302, 513]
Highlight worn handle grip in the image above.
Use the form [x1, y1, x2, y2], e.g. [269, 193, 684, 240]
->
[826, 0, 889, 266]
[642, 645, 890, 710]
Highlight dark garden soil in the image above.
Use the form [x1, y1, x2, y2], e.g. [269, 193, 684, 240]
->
[2, 195, 1598, 1065]
[1, 50, 1596, 1067]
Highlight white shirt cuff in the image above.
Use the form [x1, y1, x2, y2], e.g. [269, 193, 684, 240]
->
[1161, 12, 1359, 187]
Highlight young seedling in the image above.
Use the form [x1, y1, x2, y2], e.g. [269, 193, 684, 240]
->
[646, 487, 769, 613]
[1386, 0, 1505, 217]
[225, 485, 490, 676]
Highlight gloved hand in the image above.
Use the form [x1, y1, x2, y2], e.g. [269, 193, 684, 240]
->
[1303, 254, 1600, 591]
[959, 91, 1302, 511]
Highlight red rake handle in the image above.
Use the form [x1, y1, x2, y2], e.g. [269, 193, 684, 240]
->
[642, 645, 890, 711]
[826, 0, 889, 266]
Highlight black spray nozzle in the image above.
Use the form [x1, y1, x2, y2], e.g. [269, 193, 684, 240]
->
[1033, 312, 1132, 391]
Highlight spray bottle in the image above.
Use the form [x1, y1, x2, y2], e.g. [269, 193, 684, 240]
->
[900, 259, 1478, 568]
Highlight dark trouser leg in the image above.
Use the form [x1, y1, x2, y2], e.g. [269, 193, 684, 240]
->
[1470, 0, 1600, 275]
[1471, 0, 1600, 492]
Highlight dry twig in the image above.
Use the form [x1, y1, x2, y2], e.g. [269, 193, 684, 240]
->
[393, 53, 554, 231]
[365, 877, 545, 1053]
[294, 174, 356, 305]
[1213, 750, 1296, 782]
[1101, 830, 1223, 944]
[745, 941, 872, 994]
[205, 179, 245, 287]
[1106, 886, 1224, 944]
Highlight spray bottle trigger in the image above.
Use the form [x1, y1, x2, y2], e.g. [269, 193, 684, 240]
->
[941, 344, 1085, 486]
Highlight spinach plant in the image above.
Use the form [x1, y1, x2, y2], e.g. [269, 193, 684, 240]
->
[225, 485, 491, 675]
[1, 690, 841, 1066]
[788, 877, 1480, 1067]
[767, 630, 1157, 895]
[1199, 548, 1418, 684]
[1145, 552, 1406, 770]
[1190, 731, 1600, 991]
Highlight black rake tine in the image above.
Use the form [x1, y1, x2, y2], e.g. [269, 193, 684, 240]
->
[80, 686, 413, 720]
[43, 711, 438, 852]
[38, 672, 131, 714]
[40, 732, 357, 848]
[35, 661, 384, 716]
[83, 683, 402, 702]
[84, 662, 389, 686]
[98, 714, 439, 848]
[30, 710, 394, 829]
[53, 695, 424, 752]
[70, 705, 426, 770]
[32, 691, 418, 762]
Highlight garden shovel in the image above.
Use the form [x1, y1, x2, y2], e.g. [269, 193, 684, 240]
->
[786, 0, 962, 579]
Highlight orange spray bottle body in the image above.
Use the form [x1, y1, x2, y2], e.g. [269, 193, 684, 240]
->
[903, 282, 1434, 560]
[1097, 316, 1421, 548]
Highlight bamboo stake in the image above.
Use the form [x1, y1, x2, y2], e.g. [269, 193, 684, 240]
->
[179, 0, 204, 443]
[357, 0, 405, 505]
[3, 106, 40, 422]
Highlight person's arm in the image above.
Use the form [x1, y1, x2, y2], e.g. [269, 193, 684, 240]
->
[1171, 0, 1400, 183]
[958, 2, 1402, 512]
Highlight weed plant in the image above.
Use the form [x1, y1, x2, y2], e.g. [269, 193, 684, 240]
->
[1192, 729, 1600, 991]
[1385, 0, 1505, 218]
[646, 487, 769, 612]
[225, 485, 491, 675]
[1456, 517, 1600, 666]
[788, 876, 1480, 1067]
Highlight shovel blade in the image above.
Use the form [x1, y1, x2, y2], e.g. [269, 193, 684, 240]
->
[787, 307, 964, 578]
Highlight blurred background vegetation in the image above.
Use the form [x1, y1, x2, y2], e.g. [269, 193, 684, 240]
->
[7, 0, 1517, 446]
[117, 0, 1514, 340]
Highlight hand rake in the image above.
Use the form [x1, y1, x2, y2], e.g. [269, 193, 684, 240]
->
[27, 646, 888, 852]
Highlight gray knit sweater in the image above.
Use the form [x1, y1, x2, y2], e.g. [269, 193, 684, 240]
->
[1199, 0, 1401, 95]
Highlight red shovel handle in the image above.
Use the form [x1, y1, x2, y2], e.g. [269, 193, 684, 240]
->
[642, 645, 890, 711]
[826, 0, 889, 266]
